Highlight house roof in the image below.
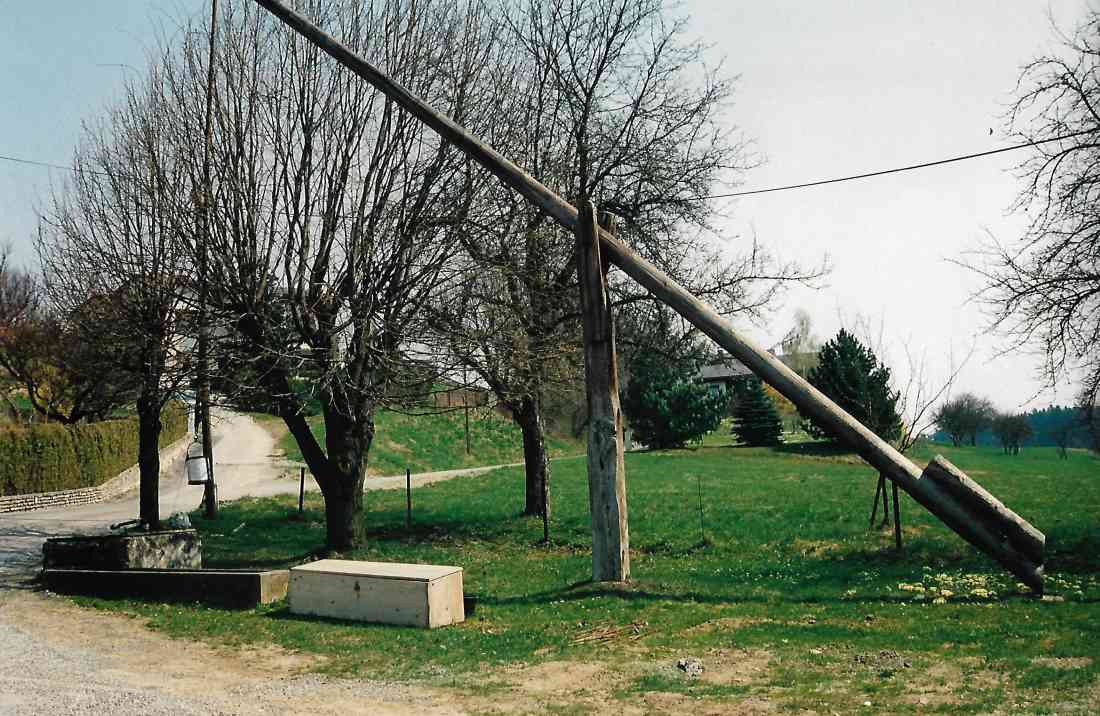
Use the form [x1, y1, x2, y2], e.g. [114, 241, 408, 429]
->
[698, 352, 813, 383]
[698, 359, 753, 382]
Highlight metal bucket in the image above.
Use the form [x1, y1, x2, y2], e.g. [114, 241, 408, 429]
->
[185, 440, 209, 485]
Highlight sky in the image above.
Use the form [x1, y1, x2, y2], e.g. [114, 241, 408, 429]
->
[0, 0, 1094, 415]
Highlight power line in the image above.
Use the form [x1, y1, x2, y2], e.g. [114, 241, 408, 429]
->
[0, 154, 77, 175]
[1, 129, 1094, 203]
[698, 130, 1095, 200]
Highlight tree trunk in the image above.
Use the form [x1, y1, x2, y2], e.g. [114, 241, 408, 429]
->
[314, 408, 373, 552]
[516, 395, 549, 518]
[136, 394, 163, 529]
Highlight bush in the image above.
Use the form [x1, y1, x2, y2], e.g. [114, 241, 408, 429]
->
[623, 354, 726, 449]
[0, 403, 187, 496]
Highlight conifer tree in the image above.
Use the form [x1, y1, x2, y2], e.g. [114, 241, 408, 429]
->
[804, 329, 902, 443]
[731, 378, 784, 446]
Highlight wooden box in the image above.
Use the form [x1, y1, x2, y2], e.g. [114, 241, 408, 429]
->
[288, 559, 464, 628]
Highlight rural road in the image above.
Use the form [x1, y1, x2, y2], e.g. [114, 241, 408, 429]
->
[0, 409, 282, 587]
[0, 409, 535, 587]
[0, 410, 543, 715]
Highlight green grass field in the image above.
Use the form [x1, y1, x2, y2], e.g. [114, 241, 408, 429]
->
[74, 440, 1100, 713]
[277, 407, 583, 476]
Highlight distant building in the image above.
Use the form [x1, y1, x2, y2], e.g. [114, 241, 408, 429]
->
[697, 352, 818, 396]
[697, 358, 753, 396]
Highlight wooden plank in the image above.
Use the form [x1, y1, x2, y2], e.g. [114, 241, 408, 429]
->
[577, 201, 629, 583]
[290, 570, 429, 626]
[427, 572, 466, 629]
[291, 558, 461, 582]
[251, 0, 1045, 593]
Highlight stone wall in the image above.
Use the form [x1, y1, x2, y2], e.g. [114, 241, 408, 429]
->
[0, 432, 192, 514]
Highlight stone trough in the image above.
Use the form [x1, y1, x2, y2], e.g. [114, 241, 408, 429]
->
[40, 528, 288, 609]
[43, 529, 202, 571]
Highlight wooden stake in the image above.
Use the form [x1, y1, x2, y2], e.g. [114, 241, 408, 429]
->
[892, 482, 902, 551]
[577, 201, 629, 582]
[869, 473, 884, 527]
[250, 0, 1045, 593]
[406, 468, 412, 530]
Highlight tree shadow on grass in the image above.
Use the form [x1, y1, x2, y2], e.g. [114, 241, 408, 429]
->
[774, 441, 855, 458]
[202, 550, 321, 569]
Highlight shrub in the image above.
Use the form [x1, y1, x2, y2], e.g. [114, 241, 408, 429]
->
[0, 403, 187, 496]
[623, 354, 726, 449]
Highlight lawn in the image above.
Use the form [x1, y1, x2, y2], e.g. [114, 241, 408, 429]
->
[73, 441, 1100, 713]
[277, 407, 583, 476]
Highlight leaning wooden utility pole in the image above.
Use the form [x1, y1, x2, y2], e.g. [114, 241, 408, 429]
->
[197, 0, 219, 518]
[577, 201, 629, 582]
[252, 0, 1046, 593]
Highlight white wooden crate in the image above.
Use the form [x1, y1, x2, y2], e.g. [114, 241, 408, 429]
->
[288, 559, 465, 628]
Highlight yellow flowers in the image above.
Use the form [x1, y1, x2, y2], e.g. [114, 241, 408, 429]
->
[898, 572, 1008, 603]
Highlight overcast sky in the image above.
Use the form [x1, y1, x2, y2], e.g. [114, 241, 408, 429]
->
[0, 0, 1094, 413]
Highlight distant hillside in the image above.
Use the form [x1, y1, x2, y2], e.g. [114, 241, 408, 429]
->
[278, 407, 583, 476]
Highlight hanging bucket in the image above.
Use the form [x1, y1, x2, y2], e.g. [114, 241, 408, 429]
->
[186, 440, 209, 485]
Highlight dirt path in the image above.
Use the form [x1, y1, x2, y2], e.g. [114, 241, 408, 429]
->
[0, 589, 464, 715]
[0, 411, 584, 715]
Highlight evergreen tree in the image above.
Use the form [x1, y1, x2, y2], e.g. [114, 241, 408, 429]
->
[623, 353, 726, 449]
[804, 329, 902, 443]
[731, 378, 784, 446]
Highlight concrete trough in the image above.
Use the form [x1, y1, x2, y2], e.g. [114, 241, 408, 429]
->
[41, 568, 289, 609]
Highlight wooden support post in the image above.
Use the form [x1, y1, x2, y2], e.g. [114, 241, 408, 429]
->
[250, 0, 1045, 593]
[869, 473, 885, 528]
[577, 200, 629, 582]
[881, 474, 890, 524]
[892, 482, 903, 551]
[299, 467, 305, 515]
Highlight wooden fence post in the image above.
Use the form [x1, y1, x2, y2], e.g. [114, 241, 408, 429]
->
[577, 200, 629, 583]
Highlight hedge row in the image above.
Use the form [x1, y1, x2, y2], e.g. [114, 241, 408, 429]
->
[0, 404, 188, 497]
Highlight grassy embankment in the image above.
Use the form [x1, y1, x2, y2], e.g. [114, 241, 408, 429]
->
[73, 438, 1100, 713]
[273, 408, 582, 476]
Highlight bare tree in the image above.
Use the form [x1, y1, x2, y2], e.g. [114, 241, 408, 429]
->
[992, 412, 1033, 455]
[842, 312, 973, 453]
[433, 0, 822, 518]
[35, 66, 193, 528]
[933, 392, 995, 447]
[971, 10, 1100, 417]
[159, 0, 490, 549]
[779, 308, 821, 379]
